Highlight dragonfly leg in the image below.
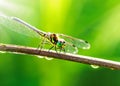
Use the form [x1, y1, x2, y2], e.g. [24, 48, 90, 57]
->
[48, 46, 58, 53]
[59, 47, 65, 53]
[37, 43, 41, 50]
[59, 47, 63, 53]
[37, 37, 43, 50]
[49, 46, 54, 51]
[62, 48, 66, 53]
[37, 37, 46, 50]
[54, 46, 58, 52]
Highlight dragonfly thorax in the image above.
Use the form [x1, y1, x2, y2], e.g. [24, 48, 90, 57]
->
[49, 33, 65, 47]
[49, 33, 58, 44]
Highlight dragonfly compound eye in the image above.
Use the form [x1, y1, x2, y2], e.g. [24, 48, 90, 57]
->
[63, 41, 65, 43]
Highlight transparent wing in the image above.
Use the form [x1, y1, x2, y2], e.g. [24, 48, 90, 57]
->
[58, 34, 90, 51]
[64, 41, 78, 54]
[0, 15, 45, 38]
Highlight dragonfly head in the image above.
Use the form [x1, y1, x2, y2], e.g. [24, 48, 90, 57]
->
[57, 39, 66, 48]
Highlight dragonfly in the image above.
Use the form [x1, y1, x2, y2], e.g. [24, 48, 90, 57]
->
[0, 15, 90, 54]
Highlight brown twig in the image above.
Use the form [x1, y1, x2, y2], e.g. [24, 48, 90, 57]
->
[0, 43, 120, 69]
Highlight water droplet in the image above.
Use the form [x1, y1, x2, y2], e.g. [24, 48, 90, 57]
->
[0, 51, 6, 53]
[7, 52, 27, 55]
[35, 56, 53, 60]
[110, 68, 115, 70]
[44, 57, 53, 60]
[91, 65, 100, 69]
[36, 55, 44, 59]
[12, 52, 22, 54]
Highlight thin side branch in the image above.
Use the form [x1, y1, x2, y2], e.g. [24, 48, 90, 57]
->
[0, 44, 120, 70]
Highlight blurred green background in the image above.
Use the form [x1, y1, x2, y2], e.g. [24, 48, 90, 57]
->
[0, 0, 120, 86]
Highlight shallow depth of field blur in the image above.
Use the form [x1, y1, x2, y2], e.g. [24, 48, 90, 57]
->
[0, 0, 120, 86]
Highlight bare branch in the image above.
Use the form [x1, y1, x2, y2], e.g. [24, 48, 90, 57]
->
[0, 43, 120, 70]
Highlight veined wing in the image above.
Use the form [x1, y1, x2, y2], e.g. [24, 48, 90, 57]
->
[63, 41, 78, 54]
[58, 34, 90, 51]
[0, 15, 46, 38]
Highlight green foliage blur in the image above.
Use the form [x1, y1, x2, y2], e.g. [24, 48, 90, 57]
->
[0, 0, 120, 86]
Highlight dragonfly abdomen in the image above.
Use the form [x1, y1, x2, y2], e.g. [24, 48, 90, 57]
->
[12, 17, 46, 37]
